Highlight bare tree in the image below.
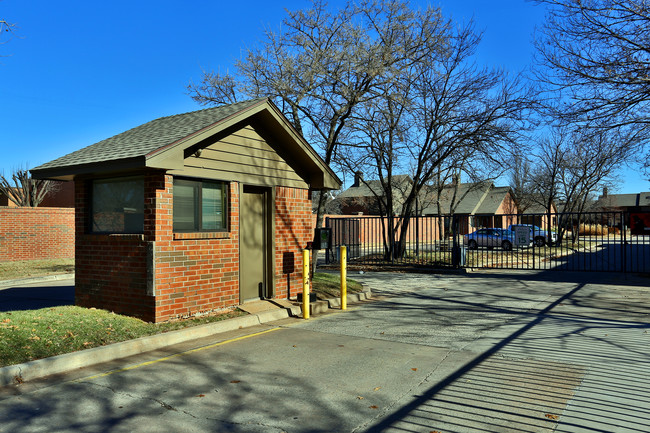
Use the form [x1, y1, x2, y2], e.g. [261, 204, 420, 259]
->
[340, 20, 531, 259]
[0, 168, 59, 207]
[528, 127, 619, 243]
[532, 0, 650, 176]
[1, 18, 16, 52]
[507, 152, 537, 214]
[188, 0, 449, 234]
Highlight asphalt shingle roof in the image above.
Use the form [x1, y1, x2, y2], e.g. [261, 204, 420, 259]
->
[420, 182, 493, 215]
[338, 175, 413, 199]
[32, 98, 267, 171]
[475, 186, 512, 214]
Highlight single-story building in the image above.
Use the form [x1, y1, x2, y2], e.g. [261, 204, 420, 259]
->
[420, 182, 518, 234]
[335, 172, 413, 215]
[31, 98, 341, 322]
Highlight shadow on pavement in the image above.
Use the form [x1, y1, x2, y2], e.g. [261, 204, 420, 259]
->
[0, 283, 75, 312]
[358, 269, 650, 432]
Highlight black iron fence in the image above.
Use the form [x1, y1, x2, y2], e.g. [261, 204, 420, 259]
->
[324, 211, 650, 273]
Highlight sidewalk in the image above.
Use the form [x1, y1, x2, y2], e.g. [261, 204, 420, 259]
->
[0, 275, 371, 386]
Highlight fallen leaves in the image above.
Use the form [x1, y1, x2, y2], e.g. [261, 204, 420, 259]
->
[369, 405, 378, 409]
[545, 414, 559, 420]
[357, 396, 364, 400]
[411, 368, 418, 372]
[197, 394, 205, 398]
[230, 380, 241, 384]
[373, 387, 381, 392]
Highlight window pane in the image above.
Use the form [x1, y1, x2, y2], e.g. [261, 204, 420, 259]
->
[173, 181, 199, 231]
[92, 177, 144, 233]
[202, 182, 224, 230]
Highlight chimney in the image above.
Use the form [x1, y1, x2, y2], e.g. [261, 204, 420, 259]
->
[602, 187, 608, 198]
[353, 171, 363, 187]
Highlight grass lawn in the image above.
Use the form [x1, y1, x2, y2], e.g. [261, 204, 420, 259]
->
[0, 270, 361, 367]
[0, 259, 75, 281]
[311, 272, 364, 300]
[0, 306, 247, 367]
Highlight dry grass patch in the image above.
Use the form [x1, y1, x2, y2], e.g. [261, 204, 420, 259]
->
[0, 259, 74, 281]
[312, 272, 364, 300]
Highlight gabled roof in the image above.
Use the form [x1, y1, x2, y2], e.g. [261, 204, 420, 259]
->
[338, 175, 413, 199]
[597, 192, 650, 208]
[31, 98, 341, 189]
[420, 182, 491, 215]
[475, 186, 513, 214]
[419, 182, 516, 215]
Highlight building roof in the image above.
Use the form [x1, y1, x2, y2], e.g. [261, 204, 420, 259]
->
[338, 175, 412, 199]
[597, 192, 650, 209]
[475, 186, 513, 214]
[31, 98, 341, 189]
[421, 182, 505, 215]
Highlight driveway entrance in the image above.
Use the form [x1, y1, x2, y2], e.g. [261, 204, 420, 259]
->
[1, 271, 648, 432]
[325, 211, 650, 273]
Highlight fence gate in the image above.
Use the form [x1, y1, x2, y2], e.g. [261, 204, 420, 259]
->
[324, 212, 650, 273]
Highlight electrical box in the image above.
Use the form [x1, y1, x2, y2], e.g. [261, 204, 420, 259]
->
[313, 227, 332, 250]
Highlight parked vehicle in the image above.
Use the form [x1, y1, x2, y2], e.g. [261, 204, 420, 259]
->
[507, 224, 558, 247]
[464, 228, 517, 251]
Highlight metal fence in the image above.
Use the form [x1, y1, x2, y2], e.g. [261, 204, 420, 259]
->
[324, 211, 650, 273]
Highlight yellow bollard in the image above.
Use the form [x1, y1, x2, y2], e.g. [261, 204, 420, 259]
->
[302, 249, 310, 319]
[340, 245, 347, 310]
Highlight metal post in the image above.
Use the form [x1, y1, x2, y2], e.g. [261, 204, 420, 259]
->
[622, 211, 627, 273]
[340, 245, 347, 310]
[302, 249, 310, 319]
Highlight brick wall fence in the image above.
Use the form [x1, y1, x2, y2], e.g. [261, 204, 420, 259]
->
[0, 207, 75, 262]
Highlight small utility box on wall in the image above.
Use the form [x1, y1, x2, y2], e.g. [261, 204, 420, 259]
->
[313, 227, 332, 250]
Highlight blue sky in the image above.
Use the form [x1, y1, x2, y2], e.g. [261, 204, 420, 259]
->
[1, 0, 646, 194]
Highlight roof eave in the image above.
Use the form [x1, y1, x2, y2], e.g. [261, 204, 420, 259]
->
[31, 156, 147, 181]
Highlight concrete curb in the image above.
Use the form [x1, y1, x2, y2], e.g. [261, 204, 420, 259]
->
[302, 284, 372, 315]
[0, 308, 289, 387]
[326, 284, 372, 309]
[0, 273, 75, 289]
[0, 283, 372, 387]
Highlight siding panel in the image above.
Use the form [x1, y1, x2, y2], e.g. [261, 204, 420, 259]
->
[171, 124, 309, 188]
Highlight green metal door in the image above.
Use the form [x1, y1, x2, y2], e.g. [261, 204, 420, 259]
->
[240, 186, 267, 301]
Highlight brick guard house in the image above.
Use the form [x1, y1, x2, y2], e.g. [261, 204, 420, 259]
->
[31, 98, 341, 322]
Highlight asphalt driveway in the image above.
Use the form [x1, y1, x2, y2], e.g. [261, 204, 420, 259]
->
[0, 270, 648, 432]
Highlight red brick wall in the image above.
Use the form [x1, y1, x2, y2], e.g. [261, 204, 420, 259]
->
[0, 207, 74, 262]
[275, 187, 312, 298]
[152, 175, 241, 322]
[74, 176, 153, 321]
[74, 172, 313, 323]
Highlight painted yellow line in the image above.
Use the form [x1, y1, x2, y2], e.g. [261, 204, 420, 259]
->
[77, 327, 282, 381]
